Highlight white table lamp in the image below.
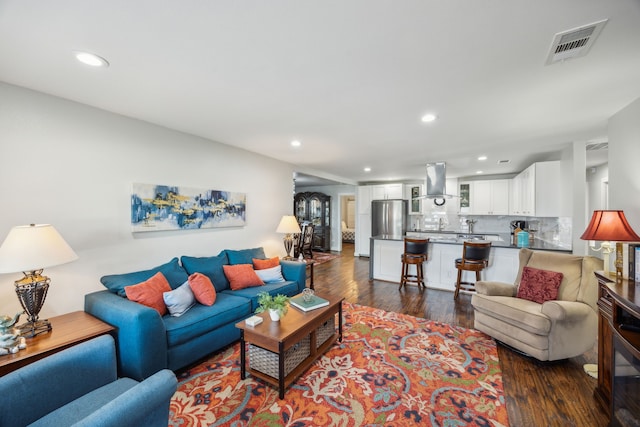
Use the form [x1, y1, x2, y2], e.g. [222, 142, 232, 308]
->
[0, 224, 78, 337]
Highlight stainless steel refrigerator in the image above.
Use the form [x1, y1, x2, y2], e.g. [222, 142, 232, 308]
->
[371, 199, 408, 237]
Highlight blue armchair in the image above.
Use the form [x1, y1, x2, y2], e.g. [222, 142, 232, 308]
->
[0, 335, 177, 427]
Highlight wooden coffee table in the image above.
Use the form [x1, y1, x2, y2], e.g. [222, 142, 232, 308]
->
[0, 311, 114, 376]
[236, 294, 343, 399]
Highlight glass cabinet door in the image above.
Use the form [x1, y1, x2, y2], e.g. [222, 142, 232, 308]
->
[310, 196, 321, 226]
[295, 198, 306, 223]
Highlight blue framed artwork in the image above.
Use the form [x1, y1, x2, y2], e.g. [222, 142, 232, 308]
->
[131, 183, 246, 232]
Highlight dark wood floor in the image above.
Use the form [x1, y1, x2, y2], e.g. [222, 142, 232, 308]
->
[313, 243, 609, 427]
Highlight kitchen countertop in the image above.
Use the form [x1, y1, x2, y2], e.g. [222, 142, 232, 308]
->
[371, 230, 571, 253]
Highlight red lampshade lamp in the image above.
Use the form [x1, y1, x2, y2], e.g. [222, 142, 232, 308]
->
[580, 210, 640, 280]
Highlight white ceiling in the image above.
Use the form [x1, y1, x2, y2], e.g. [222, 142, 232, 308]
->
[1, 1, 637, 185]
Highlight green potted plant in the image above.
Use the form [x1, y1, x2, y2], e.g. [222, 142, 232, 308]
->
[255, 292, 290, 321]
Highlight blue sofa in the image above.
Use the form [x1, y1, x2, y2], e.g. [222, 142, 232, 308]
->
[85, 247, 306, 381]
[0, 335, 176, 427]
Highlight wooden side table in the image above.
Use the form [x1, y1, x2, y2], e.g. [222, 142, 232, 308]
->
[305, 259, 315, 289]
[0, 311, 115, 376]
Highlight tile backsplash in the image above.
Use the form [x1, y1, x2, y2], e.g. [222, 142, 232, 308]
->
[412, 212, 572, 249]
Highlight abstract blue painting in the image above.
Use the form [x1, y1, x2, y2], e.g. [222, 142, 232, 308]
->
[131, 183, 246, 232]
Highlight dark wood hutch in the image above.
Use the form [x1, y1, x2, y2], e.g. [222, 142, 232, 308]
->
[595, 272, 640, 426]
[294, 192, 331, 252]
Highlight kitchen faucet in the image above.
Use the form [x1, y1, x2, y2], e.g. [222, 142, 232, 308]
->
[466, 219, 477, 234]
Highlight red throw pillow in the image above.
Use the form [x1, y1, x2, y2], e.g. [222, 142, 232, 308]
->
[188, 272, 217, 306]
[517, 266, 564, 304]
[223, 264, 265, 290]
[253, 257, 280, 270]
[124, 272, 172, 315]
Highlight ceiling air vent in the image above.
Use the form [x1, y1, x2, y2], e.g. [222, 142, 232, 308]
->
[545, 19, 608, 65]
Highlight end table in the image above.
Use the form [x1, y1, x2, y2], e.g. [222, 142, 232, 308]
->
[0, 311, 114, 376]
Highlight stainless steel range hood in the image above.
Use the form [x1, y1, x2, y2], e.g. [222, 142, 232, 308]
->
[424, 162, 457, 205]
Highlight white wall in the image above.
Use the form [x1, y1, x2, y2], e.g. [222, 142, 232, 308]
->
[586, 164, 609, 212]
[609, 96, 640, 229]
[586, 163, 609, 258]
[0, 83, 296, 317]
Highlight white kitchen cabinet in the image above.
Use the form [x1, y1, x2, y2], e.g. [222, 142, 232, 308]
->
[404, 183, 424, 215]
[510, 161, 561, 217]
[468, 179, 510, 215]
[371, 183, 403, 200]
[510, 173, 522, 215]
[510, 164, 535, 215]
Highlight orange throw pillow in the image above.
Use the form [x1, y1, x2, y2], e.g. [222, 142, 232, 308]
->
[223, 264, 264, 290]
[253, 257, 280, 270]
[188, 272, 217, 306]
[124, 272, 171, 315]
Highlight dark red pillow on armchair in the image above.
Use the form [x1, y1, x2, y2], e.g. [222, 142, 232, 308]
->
[517, 266, 564, 304]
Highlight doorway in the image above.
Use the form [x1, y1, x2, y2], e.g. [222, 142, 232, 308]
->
[339, 194, 356, 254]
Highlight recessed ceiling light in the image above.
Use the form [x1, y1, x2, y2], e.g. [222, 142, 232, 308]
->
[364, 167, 371, 172]
[476, 170, 484, 174]
[478, 156, 487, 161]
[74, 51, 109, 68]
[290, 140, 301, 147]
[421, 113, 437, 123]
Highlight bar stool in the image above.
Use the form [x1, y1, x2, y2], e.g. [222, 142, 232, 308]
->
[400, 238, 429, 290]
[454, 241, 492, 299]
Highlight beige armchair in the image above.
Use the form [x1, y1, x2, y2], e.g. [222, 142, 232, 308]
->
[471, 248, 603, 361]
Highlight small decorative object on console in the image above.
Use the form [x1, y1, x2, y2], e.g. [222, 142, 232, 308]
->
[0, 332, 27, 355]
[0, 313, 21, 334]
[0, 312, 27, 354]
[245, 316, 263, 327]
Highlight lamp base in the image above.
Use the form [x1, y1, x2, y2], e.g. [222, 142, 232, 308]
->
[14, 271, 52, 338]
[16, 319, 51, 338]
[283, 234, 294, 260]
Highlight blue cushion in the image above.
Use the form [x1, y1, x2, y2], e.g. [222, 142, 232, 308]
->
[163, 281, 196, 317]
[226, 247, 266, 265]
[100, 258, 188, 297]
[164, 293, 251, 347]
[181, 254, 229, 292]
[221, 281, 299, 311]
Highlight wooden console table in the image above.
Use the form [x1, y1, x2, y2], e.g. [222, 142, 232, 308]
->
[594, 271, 640, 418]
[0, 311, 115, 376]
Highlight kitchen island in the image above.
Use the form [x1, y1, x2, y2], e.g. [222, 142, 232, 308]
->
[370, 231, 571, 293]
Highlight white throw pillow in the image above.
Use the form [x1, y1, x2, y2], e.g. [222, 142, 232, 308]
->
[163, 280, 196, 317]
[255, 265, 286, 284]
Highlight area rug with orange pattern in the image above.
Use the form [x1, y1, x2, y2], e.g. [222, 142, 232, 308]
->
[169, 302, 509, 426]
